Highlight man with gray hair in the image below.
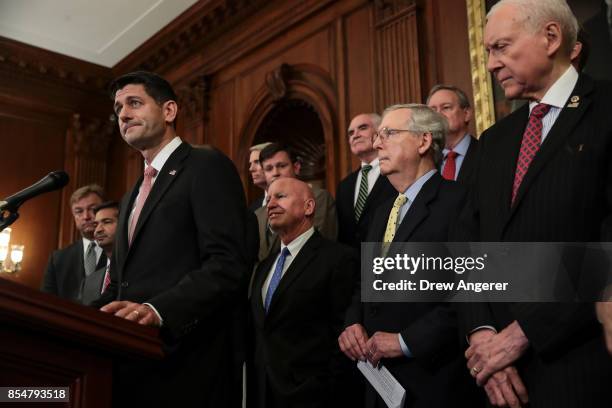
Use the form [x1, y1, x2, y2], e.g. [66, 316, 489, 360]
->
[248, 142, 272, 211]
[460, 0, 612, 406]
[42, 184, 107, 303]
[427, 85, 479, 183]
[336, 113, 395, 250]
[339, 104, 480, 408]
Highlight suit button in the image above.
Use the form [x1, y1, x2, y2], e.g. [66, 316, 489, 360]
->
[121, 281, 129, 288]
[370, 306, 378, 315]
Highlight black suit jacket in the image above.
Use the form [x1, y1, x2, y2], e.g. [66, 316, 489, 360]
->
[456, 135, 479, 185]
[345, 173, 481, 408]
[248, 231, 358, 408]
[336, 169, 395, 250]
[94, 142, 250, 408]
[457, 74, 612, 406]
[42, 239, 106, 303]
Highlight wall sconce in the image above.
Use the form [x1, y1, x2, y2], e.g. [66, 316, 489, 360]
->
[0, 228, 25, 273]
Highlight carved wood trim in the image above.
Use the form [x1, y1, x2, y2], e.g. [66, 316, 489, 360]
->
[0, 36, 111, 94]
[373, 2, 422, 109]
[237, 63, 339, 193]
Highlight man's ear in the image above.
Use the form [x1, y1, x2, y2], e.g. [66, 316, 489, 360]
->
[163, 100, 178, 124]
[543, 21, 562, 57]
[418, 132, 433, 156]
[293, 161, 301, 176]
[463, 107, 472, 125]
[304, 198, 316, 217]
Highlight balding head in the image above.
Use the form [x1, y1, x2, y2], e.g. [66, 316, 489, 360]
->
[266, 178, 315, 244]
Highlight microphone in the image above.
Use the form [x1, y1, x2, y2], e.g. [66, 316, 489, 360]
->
[0, 171, 69, 212]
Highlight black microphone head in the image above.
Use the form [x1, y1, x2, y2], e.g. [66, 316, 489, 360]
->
[48, 171, 70, 188]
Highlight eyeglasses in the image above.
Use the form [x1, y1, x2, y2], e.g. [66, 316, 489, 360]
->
[373, 127, 417, 142]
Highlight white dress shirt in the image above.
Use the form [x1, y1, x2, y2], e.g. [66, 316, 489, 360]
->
[261, 227, 315, 302]
[353, 158, 382, 205]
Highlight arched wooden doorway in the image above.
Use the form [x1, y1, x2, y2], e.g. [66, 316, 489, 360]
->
[238, 63, 339, 205]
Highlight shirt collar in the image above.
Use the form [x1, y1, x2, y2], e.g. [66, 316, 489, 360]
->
[529, 65, 579, 112]
[403, 169, 437, 204]
[144, 137, 183, 172]
[443, 134, 471, 157]
[280, 226, 315, 255]
[361, 157, 380, 170]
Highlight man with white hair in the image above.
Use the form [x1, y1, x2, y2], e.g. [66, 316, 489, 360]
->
[336, 113, 395, 250]
[340, 105, 480, 408]
[460, 0, 612, 406]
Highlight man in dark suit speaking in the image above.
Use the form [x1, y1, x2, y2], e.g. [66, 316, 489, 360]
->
[460, 0, 612, 406]
[248, 177, 358, 408]
[94, 71, 250, 407]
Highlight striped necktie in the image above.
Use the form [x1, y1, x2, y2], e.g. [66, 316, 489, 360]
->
[354, 164, 373, 221]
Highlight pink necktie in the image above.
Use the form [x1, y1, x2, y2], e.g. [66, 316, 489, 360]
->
[128, 165, 158, 244]
[442, 151, 458, 180]
[511, 103, 551, 205]
[101, 263, 111, 294]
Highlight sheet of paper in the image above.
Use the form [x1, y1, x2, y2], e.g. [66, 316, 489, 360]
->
[357, 360, 406, 408]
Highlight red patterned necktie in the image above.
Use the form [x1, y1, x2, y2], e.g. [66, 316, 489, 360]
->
[442, 150, 458, 180]
[511, 103, 551, 205]
[128, 165, 158, 244]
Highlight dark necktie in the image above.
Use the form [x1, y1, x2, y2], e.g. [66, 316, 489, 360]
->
[84, 241, 97, 277]
[442, 150, 458, 180]
[129, 165, 158, 244]
[264, 247, 291, 313]
[354, 164, 373, 221]
[511, 103, 551, 205]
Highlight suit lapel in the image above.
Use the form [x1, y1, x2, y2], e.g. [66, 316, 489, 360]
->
[129, 143, 189, 247]
[251, 254, 277, 324]
[457, 136, 477, 183]
[359, 174, 387, 226]
[509, 75, 593, 215]
[266, 232, 322, 316]
[393, 173, 442, 242]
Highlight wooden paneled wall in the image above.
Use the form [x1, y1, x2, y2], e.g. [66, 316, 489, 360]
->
[0, 0, 474, 289]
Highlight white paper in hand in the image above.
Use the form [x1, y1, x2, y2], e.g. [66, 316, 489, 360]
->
[357, 360, 406, 408]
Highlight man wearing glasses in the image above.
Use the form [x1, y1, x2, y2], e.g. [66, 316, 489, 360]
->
[339, 104, 480, 408]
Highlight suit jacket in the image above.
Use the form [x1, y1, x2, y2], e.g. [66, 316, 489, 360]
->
[93, 143, 251, 408]
[457, 74, 612, 407]
[455, 135, 479, 185]
[248, 231, 358, 408]
[336, 169, 396, 250]
[255, 185, 338, 262]
[249, 195, 265, 212]
[344, 173, 481, 408]
[42, 239, 106, 303]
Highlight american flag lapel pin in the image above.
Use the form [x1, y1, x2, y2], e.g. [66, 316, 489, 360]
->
[169, 170, 177, 176]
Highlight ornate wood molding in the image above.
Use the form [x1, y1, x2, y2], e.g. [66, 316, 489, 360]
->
[466, 0, 495, 136]
[265, 63, 292, 101]
[373, 0, 417, 24]
[373, 1, 422, 109]
[114, 0, 269, 74]
[176, 75, 212, 123]
[71, 113, 115, 157]
[0, 37, 111, 94]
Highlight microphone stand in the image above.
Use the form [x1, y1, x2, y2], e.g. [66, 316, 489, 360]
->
[0, 208, 19, 232]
